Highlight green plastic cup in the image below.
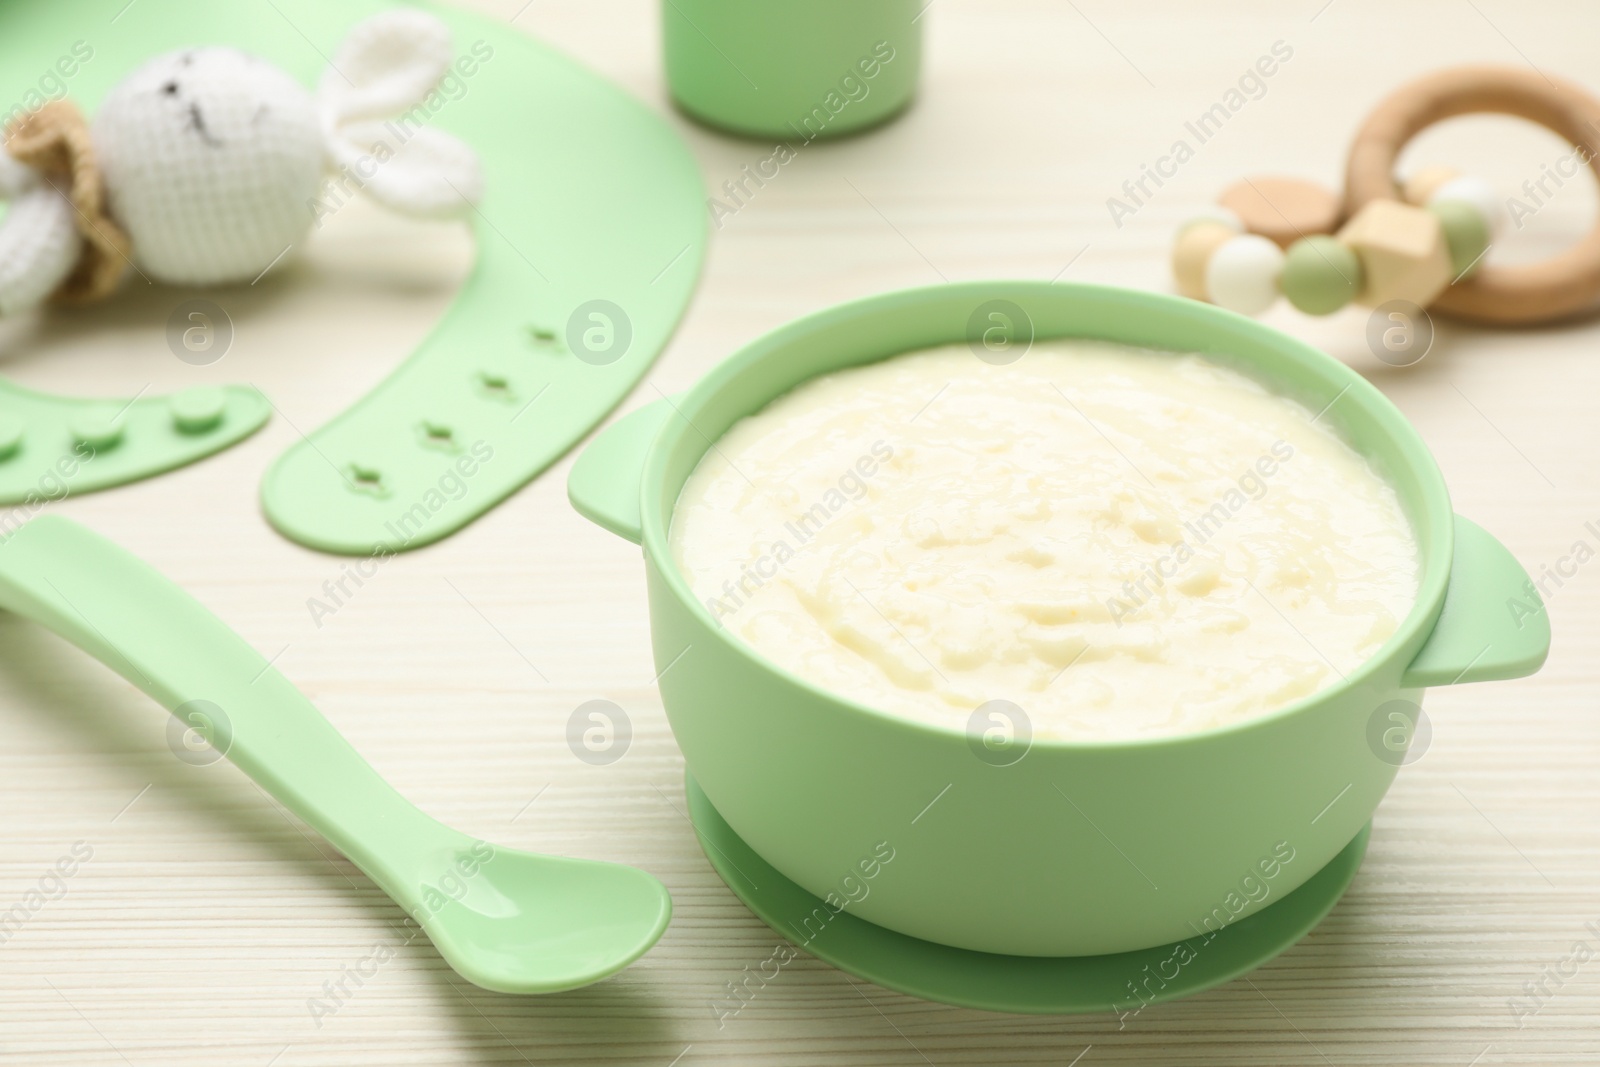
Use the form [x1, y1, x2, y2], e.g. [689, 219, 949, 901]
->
[569, 281, 1550, 957]
[662, 0, 923, 141]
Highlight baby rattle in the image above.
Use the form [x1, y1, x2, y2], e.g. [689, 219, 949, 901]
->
[1172, 66, 1600, 326]
[0, 8, 483, 316]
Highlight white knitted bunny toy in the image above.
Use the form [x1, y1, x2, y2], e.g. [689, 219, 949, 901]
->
[0, 9, 483, 315]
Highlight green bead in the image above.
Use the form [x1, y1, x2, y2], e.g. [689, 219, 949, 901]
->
[1281, 236, 1363, 315]
[1427, 199, 1490, 279]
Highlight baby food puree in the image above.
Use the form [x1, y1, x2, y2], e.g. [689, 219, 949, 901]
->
[670, 340, 1420, 741]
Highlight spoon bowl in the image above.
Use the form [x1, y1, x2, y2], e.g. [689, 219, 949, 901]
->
[416, 835, 672, 993]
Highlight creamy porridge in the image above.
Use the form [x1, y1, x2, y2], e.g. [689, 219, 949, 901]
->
[669, 341, 1420, 741]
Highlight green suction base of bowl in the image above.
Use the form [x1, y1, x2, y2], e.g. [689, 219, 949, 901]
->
[685, 771, 1369, 1015]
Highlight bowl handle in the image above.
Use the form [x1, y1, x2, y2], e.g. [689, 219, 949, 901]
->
[568, 397, 679, 545]
[1402, 514, 1550, 688]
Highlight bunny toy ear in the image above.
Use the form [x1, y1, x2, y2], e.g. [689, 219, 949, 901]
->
[328, 120, 483, 220]
[318, 9, 453, 125]
[317, 10, 484, 220]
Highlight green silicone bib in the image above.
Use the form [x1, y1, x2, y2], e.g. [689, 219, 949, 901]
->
[1, 0, 705, 552]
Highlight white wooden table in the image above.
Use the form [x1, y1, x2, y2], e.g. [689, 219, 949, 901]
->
[2, 1, 1596, 1063]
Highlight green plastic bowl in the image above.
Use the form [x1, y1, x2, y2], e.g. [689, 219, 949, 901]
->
[569, 281, 1549, 957]
[662, 0, 922, 141]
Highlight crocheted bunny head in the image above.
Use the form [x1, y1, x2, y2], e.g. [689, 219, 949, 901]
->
[0, 9, 483, 311]
[93, 48, 323, 285]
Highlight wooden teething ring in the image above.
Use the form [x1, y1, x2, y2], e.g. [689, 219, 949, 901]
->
[1346, 65, 1600, 325]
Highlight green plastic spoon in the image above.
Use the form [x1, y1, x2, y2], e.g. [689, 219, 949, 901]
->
[0, 514, 670, 993]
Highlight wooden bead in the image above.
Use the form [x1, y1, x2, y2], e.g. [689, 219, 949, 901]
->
[1217, 176, 1342, 248]
[1402, 165, 1461, 207]
[1172, 221, 1237, 300]
[1176, 206, 1244, 237]
[1337, 199, 1453, 307]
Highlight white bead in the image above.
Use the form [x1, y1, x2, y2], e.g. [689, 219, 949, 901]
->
[1428, 175, 1505, 239]
[1177, 205, 1244, 239]
[1205, 234, 1284, 315]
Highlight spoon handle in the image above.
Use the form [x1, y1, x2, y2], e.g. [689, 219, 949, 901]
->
[0, 515, 442, 888]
